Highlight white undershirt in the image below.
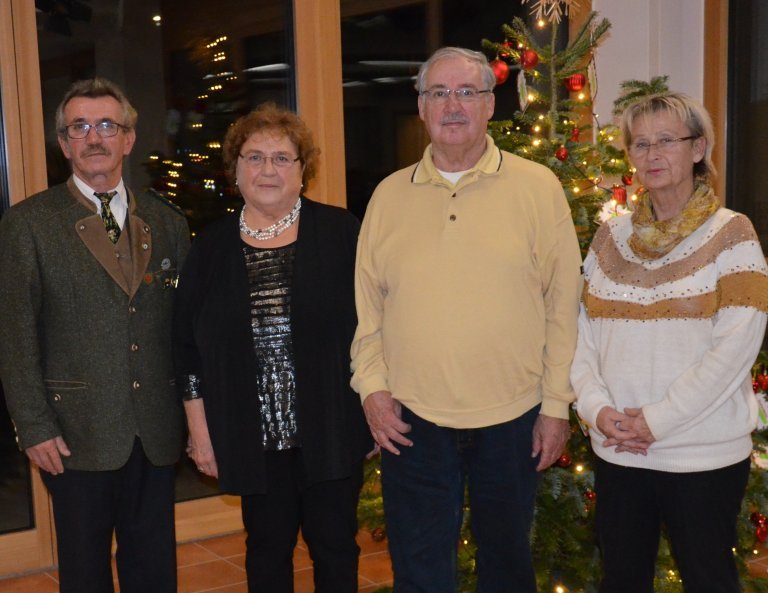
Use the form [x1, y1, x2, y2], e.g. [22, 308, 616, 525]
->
[72, 174, 128, 230]
[437, 169, 470, 185]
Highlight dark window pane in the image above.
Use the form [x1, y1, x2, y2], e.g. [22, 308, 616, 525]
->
[0, 382, 34, 534]
[341, 0, 524, 219]
[727, 1, 768, 249]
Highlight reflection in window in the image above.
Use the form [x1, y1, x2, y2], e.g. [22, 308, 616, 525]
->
[35, 0, 295, 502]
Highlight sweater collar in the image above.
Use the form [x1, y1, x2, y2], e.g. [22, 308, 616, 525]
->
[411, 134, 502, 187]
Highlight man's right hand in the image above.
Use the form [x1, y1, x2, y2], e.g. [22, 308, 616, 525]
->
[363, 390, 413, 455]
[26, 436, 71, 475]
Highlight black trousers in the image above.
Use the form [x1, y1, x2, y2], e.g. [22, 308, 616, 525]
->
[41, 438, 177, 593]
[240, 449, 363, 593]
[594, 456, 750, 593]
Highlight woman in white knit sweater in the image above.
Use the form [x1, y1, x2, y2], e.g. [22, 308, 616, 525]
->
[571, 92, 768, 593]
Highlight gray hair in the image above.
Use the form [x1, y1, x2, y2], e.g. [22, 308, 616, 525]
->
[415, 47, 497, 93]
[620, 91, 716, 181]
[55, 77, 138, 137]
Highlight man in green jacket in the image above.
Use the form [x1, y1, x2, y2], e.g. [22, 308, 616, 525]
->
[0, 77, 190, 593]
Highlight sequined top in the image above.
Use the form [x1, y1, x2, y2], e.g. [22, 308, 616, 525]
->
[243, 241, 299, 450]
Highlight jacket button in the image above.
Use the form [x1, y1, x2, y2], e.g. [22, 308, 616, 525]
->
[449, 214, 456, 221]
[142, 243, 149, 250]
[131, 343, 139, 352]
[128, 305, 137, 314]
[53, 393, 61, 402]
[132, 381, 141, 390]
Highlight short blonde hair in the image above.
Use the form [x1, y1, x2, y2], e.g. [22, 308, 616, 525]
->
[222, 103, 319, 188]
[620, 91, 716, 181]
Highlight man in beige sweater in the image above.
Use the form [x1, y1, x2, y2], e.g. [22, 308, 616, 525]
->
[351, 47, 582, 593]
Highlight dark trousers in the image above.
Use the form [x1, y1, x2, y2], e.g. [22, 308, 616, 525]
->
[594, 456, 751, 593]
[41, 437, 177, 593]
[381, 405, 540, 593]
[240, 449, 363, 593]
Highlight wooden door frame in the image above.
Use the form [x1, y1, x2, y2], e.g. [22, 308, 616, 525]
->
[704, 0, 728, 201]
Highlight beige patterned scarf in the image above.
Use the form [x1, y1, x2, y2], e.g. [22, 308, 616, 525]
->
[628, 181, 720, 260]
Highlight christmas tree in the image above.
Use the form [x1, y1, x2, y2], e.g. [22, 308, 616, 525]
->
[481, 0, 628, 254]
[359, 2, 768, 592]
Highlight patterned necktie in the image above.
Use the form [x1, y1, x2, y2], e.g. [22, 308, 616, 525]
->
[94, 191, 121, 243]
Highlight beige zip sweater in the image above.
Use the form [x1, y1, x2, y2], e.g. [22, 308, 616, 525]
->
[351, 136, 582, 428]
[572, 209, 768, 472]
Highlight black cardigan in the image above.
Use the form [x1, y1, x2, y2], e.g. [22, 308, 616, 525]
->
[173, 197, 372, 495]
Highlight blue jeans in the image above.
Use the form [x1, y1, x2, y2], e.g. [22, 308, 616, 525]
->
[381, 405, 540, 593]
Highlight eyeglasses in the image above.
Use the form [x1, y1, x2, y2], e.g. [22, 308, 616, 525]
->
[628, 135, 698, 157]
[239, 153, 301, 169]
[419, 87, 493, 103]
[62, 121, 129, 139]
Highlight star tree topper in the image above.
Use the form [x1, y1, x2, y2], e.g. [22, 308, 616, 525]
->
[521, 0, 581, 24]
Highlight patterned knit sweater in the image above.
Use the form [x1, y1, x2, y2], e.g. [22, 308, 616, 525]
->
[572, 208, 768, 472]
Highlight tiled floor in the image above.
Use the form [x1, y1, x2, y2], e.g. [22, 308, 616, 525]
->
[5, 535, 768, 592]
[0, 529, 393, 593]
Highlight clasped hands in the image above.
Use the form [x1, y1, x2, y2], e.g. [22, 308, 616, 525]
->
[596, 406, 655, 455]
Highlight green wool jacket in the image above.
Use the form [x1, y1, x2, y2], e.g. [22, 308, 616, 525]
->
[0, 178, 190, 470]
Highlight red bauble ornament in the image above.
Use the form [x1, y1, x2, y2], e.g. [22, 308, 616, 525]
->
[500, 40, 512, 57]
[751, 512, 767, 525]
[755, 380, 761, 393]
[520, 49, 539, 70]
[612, 185, 627, 206]
[564, 73, 586, 92]
[757, 374, 768, 392]
[571, 127, 580, 142]
[556, 453, 572, 468]
[371, 527, 386, 542]
[584, 489, 596, 502]
[757, 524, 768, 543]
[490, 59, 510, 85]
[622, 173, 634, 186]
[555, 146, 568, 161]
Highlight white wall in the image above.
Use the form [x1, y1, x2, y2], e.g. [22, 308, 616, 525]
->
[591, 0, 705, 126]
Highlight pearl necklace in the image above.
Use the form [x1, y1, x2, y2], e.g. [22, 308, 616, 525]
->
[239, 198, 301, 240]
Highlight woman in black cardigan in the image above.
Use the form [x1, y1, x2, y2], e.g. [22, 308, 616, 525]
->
[173, 103, 372, 593]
